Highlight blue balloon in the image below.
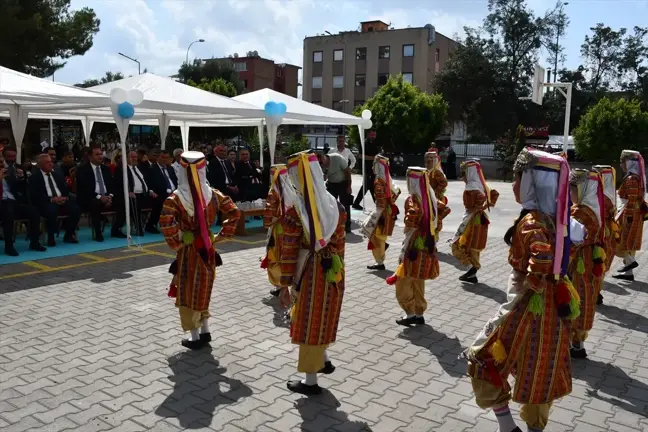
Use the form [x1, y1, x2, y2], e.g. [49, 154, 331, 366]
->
[264, 101, 277, 115]
[118, 102, 135, 119]
[276, 102, 287, 115]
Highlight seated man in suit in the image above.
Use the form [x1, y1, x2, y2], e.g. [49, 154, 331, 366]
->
[30, 153, 80, 246]
[235, 148, 263, 201]
[0, 147, 46, 256]
[206, 143, 238, 200]
[46, 147, 64, 177]
[76, 145, 116, 242]
[144, 148, 177, 234]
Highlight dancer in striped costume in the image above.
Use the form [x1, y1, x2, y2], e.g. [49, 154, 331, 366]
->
[425, 151, 450, 236]
[592, 165, 618, 305]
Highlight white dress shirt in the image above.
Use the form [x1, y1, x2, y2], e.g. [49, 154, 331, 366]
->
[330, 147, 356, 170]
[90, 163, 109, 196]
[159, 163, 176, 190]
[172, 161, 181, 178]
[41, 170, 62, 198]
[129, 165, 147, 194]
[217, 157, 231, 185]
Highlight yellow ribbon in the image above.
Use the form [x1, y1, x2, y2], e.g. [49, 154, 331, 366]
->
[423, 171, 436, 237]
[299, 153, 325, 248]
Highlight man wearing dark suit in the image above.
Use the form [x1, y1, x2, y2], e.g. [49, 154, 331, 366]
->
[76, 145, 116, 242]
[235, 148, 263, 201]
[144, 148, 177, 233]
[137, 148, 150, 175]
[46, 147, 64, 177]
[114, 150, 158, 236]
[0, 146, 46, 256]
[30, 153, 80, 246]
[207, 143, 238, 199]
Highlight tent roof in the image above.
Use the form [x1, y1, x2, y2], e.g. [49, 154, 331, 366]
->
[233, 88, 365, 125]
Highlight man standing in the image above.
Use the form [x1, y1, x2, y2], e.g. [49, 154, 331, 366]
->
[29, 154, 80, 246]
[114, 150, 157, 237]
[329, 135, 356, 170]
[45, 147, 64, 177]
[235, 148, 263, 201]
[352, 134, 378, 210]
[320, 151, 352, 233]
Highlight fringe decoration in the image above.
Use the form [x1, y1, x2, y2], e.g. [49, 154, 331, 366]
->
[568, 296, 581, 319]
[167, 284, 177, 298]
[386, 264, 404, 285]
[593, 245, 605, 260]
[260, 255, 269, 269]
[555, 280, 571, 305]
[489, 339, 507, 365]
[182, 231, 194, 245]
[576, 257, 585, 274]
[414, 236, 425, 250]
[528, 292, 545, 315]
[473, 214, 481, 225]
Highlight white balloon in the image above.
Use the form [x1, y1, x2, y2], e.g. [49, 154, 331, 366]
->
[364, 119, 373, 129]
[128, 89, 144, 106]
[110, 88, 128, 104]
[361, 109, 372, 120]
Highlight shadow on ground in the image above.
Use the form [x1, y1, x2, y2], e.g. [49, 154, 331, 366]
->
[261, 296, 290, 328]
[461, 282, 507, 304]
[596, 303, 648, 335]
[399, 325, 465, 378]
[295, 390, 373, 431]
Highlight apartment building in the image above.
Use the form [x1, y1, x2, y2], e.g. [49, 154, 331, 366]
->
[302, 20, 458, 112]
[207, 55, 301, 97]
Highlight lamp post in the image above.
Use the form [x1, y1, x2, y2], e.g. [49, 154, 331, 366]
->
[186, 39, 205, 65]
[325, 31, 348, 113]
[339, 99, 350, 136]
[118, 52, 140, 75]
[553, 2, 568, 82]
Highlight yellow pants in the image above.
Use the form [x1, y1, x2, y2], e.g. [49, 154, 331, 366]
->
[268, 263, 282, 287]
[395, 277, 427, 315]
[371, 234, 388, 265]
[472, 378, 551, 430]
[468, 249, 481, 270]
[451, 242, 482, 270]
[178, 307, 210, 332]
[572, 329, 589, 343]
[297, 344, 327, 373]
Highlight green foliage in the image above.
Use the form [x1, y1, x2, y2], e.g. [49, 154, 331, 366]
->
[494, 125, 527, 180]
[187, 77, 238, 97]
[349, 75, 448, 153]
[282, 134, 310, 157]
[0, 0, 100, 77]
[177, 58, 244, 95]
[573, 97, 648, 162]
[74, 71, 124, 88]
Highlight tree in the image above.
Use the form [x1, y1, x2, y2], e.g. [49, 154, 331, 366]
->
[74, 71, 124, 88]
[543, 1, 570, 81]
[187, 77, 238, 97]
[177, 58, 244, 95]
[0, 0, 100, 77]
[573, 97, 648, 162]
[350, 75, 448, 153]
[580, 24, 627, 93]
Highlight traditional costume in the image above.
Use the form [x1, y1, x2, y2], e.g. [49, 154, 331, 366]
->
[462, 148, 578, 432]
[160, 151, 240, 350]
[362, 155, 400, 271]
[261, 164, 296, 307]
[593, 165, 618, 304]
[451, 159, 499, 283]
[613, 150, 646, 282]
[386, 167, 439, 327]
[568, 169, 606, 359]
[279, 151, 346, 395]
[425, 151, 451, 236]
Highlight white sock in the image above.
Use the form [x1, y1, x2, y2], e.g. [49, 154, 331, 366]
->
[200, 319, 210, 334]
[302, 372, 317, 386]
[324, 351, 330, 362]
[572, 341, 585, 350]
[405, 313, 415, 318]
[492, 405, 517, 432]
[415, 314, 424, 318]
[189, 329, 200, 341]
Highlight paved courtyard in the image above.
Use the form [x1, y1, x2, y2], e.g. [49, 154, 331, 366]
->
[1, 179, 648, 432]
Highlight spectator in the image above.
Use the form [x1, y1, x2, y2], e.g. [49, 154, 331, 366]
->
[320, 151, 352, 232]
[207, 143, 238, 200]
[76, 145, 116, 242]
[236, 148, 263, 201]
[29, 153, 80, 246]
[352, 134, 379, 210]
[144, 148, 177, 234]
[227, 149, 238, 177]
[45, 147, 64, 177]
[171, 148, 183, 177]
[60, 150, 76, 178]
[0, 146, 46, 256]
[329, 135, 356, 170]
[113, 150, 155, 237]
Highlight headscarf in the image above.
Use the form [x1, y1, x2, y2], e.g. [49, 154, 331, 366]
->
[620, 149, 646, 193]
[406, 166, 438, 236]
[461, 159, 492, 206]
[269, 163, 296, 215]
[513, 147, 571, 278]
[373, 154, 398, 200]
[425, 151, 442, 173]
[569, 168, 604, 227]
[175, 151, 214, 261]
[593, 165, 616, 207]
[287, 150, 339, 252]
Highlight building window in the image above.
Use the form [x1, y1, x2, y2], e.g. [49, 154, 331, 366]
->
[354, 100, 365, 108]
[313, 51, 323, 62]
[333, 49, 344, 61]
[234, 62, 247, 72]
[355, 74, 366, 87]
[377, 73, 389, 86]
[276, 68, 282, 77]
[403, 44, 414, 57]
[356, 47, 367, 60]
[402, 73, 413, 84]
[333, 76, 344, 88]
[378, 46, 390, 59]
[435, 48, 440, 62]
[312, 76, 322, 89]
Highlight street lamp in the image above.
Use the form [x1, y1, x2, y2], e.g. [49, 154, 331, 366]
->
[553, 2, 568, 82]
[186, 39, 205, 65]
[325, 30, 348, 113]
[118, 52, 140, 75]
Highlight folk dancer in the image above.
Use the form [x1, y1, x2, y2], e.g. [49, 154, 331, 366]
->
[160, 151, 240, 349]
[451, 159, 499, 284]
[261, 164, 296, 308]
[592, 165, 618, 305]
[568, 169, 606, 359]
[613, 150, 647, 282]
[386, 167, 440, 327]
[279, 151, 346, 395]
[425, 151, 451, 236]
[362, 155, 400, 271]
[462, 148, 579, 432]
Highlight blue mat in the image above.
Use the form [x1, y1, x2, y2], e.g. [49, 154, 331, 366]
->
[0, 217, 265, 265]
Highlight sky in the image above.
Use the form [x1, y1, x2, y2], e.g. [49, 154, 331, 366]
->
[56, 0, 648, 90]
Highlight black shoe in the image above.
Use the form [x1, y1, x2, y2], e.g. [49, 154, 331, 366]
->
[318, 361, 335, 375]
[145, 226, 160, 234]
[4, 247, 19, 257]
[29, 242, 46, 252]
[459, 267, 477, 281]
[111, 230, 127, 239]
[570, 347, 588, 359]
[345, 227, 352, 233]
[511, 428, 522, 432]
[396, 316, 418, 327]
[367, 264, 386, 270]
[181, 338, 206, 350]
[95, 232, 104, 242]
[414, 316, 425, 325]
[63, 234, 78, 244]
[270, 288, 281, 297]
[352, 204, 363, 211]
[460, 276, 479, 284]
[617, 261, 638, 273]
[597, 293, 603, 305]
[47, 237, 56, 247]
[287, 380, 322, 395]
[612, 274, 634, 282]
[200, 333, 212, 343]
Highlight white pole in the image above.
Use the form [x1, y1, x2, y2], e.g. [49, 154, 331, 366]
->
[563, 83, 572, 154]
[120, 136, 131, 246]
[49, 119, 54, 148]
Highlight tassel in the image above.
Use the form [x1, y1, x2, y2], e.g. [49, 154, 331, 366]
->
[604, 226, 610, 237]
[395, 263, 405, 278]
[386, 274, 398, 285]
[321, 256, 332, 271]
[182, 231, 194, 245]
[489, 339, 507, 365]
[528, 292, 544, 315]
[564, 277, 581, 303]
[331, 254, 343, 273]
[326, 269, 336, 283]
[368, 240, 375, 250]
[557, 303, 571, 318]
[592, 262, 604, 277]
[576, 257, 585, 274]
[473, 214, 481, 225]
[568, 296, 581, 319]
[414, 236, 425, 250]
[167, 284, 177, 298]
[260, 255, 269, 269]
[275, 224, 283, 235]
[555, 280, 571, 305]
[407, 249, 418, 261]
[592, 245, 604, 260]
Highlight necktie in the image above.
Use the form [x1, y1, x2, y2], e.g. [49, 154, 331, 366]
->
[221, 160, 230, 184]
[96, 165, 106, 195]
[132, 167, 147, 192]
[47, 173, 59, 197]
[162, 166, 172, 189]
